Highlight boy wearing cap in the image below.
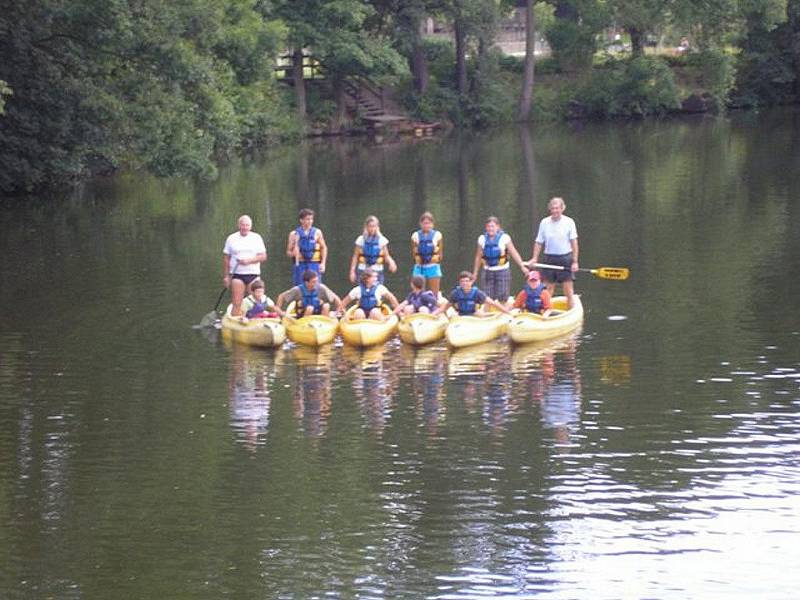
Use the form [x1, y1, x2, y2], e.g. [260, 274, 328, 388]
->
[509, 270, 552, 316]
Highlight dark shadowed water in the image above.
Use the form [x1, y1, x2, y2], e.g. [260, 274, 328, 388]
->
[1, 109, 800, 598]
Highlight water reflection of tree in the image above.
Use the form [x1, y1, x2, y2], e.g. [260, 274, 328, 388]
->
[228, 346, 275, 450]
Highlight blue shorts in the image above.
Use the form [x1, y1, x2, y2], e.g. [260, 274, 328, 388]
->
[412, 263, 443, 279]
[293, 262, 322, 286]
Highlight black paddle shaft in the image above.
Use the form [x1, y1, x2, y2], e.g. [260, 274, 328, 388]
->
[212, 287, 228, 312]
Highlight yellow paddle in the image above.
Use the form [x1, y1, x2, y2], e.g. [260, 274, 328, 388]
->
[530, 262, 629, 281]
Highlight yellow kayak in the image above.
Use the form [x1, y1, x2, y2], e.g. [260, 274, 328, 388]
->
[339, 305, 398, 347]
[508, 295, 583, 344]
[445, 312, 510, 348]
[398, 312, 449, 345]
[282, 302, 339, 347]
[221, 304, 286, 348]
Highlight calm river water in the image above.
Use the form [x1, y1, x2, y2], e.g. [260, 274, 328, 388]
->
[1, 109, 800, 598]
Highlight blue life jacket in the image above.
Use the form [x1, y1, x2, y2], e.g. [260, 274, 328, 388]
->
[482, 231, 507, 267]
[525, 283, 546, 314]
[246, 296, 269, 318]
[361, 235, 382, 265]
[359, 283, 379, 312]
[296, 226, 319, 262]
[298, 284, 321, 314]
[416, 229, 437, 264]
[451, 286, 478, 315]
[408, 290, 436, 312]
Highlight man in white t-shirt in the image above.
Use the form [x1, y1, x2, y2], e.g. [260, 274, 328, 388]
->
[528, 197, 579, 308]
[223, 215, 267, 316]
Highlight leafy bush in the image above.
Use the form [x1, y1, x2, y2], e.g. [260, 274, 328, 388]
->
[422, 38, 457, 85]
[576, 56, 680, 117]
[685, 50, 736, 111]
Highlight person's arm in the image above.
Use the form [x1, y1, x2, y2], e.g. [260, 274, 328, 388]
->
[512, 291, 526, 309]
[540, 289, 552, 317]
[393, 299, 409, 315]
[570, 238, 579, 272]
[383, 290, 400, 310]
[223, 254, 231, 287]
[317, 230, 328, 273]
[274, 289, 291, 316]
[529, 241, 544, 267]
[433, 300, 453, 316]
[349, 246, 359, 283]
[506, 238, 529, 275]
[438, 235, 444, 263]
[341, 289, 357, 312]
[485, 296, 511, 314]
[286, 231, 297, 259]
[472, 245, 482, 281]
[384, 245, 397, 273]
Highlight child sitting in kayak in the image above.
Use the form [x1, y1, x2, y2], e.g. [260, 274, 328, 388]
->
[241, 280, 278, 320]
[435, 271, 510, 317]
[342, 268, 400, 321]
[274, 269, 343, 318]
[394, 276, 439, 316]
[509, 270, 552, 316]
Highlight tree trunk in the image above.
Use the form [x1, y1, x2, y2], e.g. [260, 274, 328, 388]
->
[454, 18, 468, 95]
[789, 0, 800, 98]
[412, 41, 429, 95]
[628, 26, 644, 57]
[331, 78, 348, 133]
[412, 19, 429, 95]
[292, 48, 307, 121]
[517, 0, 536, 121]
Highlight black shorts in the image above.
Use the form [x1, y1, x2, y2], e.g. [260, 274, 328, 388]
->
[232, 274, 260, 286]
[542, 253, 574, 283]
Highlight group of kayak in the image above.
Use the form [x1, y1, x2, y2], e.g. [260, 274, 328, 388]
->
[220, 199, 584, 350]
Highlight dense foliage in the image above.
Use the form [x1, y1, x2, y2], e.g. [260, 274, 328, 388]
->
[1, 0, 798, 194]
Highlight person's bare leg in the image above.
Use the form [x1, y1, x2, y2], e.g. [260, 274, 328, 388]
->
[369, 308, 385, 321]
[563, 280, 575, 309]
[428, 277, 440, 296]
[321, 303, 331, 316]
[231, 279, 246, 316]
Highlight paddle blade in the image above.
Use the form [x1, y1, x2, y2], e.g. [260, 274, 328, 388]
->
[199, 310, 221, 328]
[591, 267, 629, 280]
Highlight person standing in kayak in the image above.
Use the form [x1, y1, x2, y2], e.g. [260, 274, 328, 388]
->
[528, 197, 579, 308]
[223, 214, 267, 316]
[349, 215, 397, 285]
[410, 212, 443, 296]
[286, 208, 328, 286]
[472, 216, 529, 301]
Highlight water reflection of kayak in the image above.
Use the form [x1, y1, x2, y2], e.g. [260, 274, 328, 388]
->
[508, 295, 583, 344]
[290, 344, 335, 367]
[339, 306, 398, 347]
[341, 343, 388, 368]
[510, 330, 581, 374]
[282, 301, 339, 347]
[447, 340, 509, 376]
[221, 304, 286, 348]
[445, 312, 511, 348]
